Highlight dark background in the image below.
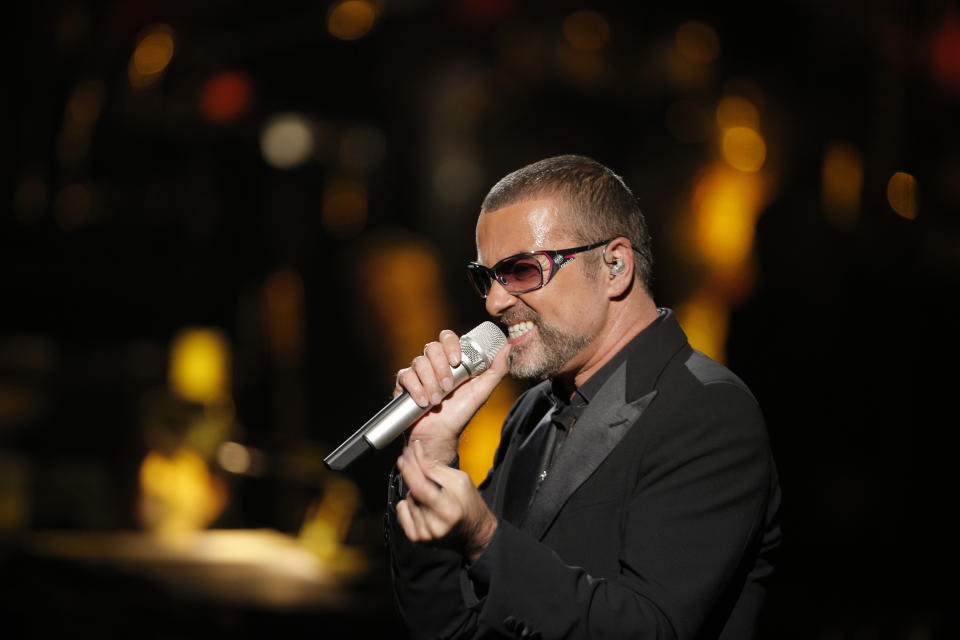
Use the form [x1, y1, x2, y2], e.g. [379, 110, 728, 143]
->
[2, 0, 959, 637]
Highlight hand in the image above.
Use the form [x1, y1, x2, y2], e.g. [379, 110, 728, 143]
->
[394, 329, 510, 464]
[396, 440, 498, 562]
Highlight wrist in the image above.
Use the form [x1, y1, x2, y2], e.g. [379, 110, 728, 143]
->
[466, 512, 498, 563]
[407, 435, 458, 466]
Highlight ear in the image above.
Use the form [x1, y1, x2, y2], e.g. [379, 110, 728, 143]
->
[603, 237, 634, 298]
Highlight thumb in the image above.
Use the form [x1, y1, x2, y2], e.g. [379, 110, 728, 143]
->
[472, 343, 511, 393]
[412, 439, 459, 484]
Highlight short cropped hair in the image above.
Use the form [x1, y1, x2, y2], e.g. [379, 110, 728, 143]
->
[480, 155, 653, 292]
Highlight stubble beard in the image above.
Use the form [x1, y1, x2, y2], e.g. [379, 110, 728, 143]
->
[506, 310, 595, 381]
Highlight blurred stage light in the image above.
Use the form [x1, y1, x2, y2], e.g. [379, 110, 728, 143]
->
[457, 383, 518, 485]
[322, 177, 368, 237]
[139, 448, 226, 534]
[200, 70, 252, 124]
[260, 113, 315, 169]
[67, 79, 105, 127]
[721, 126, 766, 172]
[887, 172, 918, 220]
[169, 328, 231, 404]
[692, 165, 766, 266]
[716, 96, 759, 131]
[217, 442, 251, 475]
[822, 141, 863, 229]
[676, 21, 720, 64]
[676, 289, 729, 363]
[930, 10, 960, 90]
[562, 9, 610, 52]
[327, 0, 379, 41]
[262, 267, 305, 366]
[129, 24, 175, 88]
[359, 236, 451, 374]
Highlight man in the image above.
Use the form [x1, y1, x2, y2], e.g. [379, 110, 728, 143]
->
[385, 155, 781, 639]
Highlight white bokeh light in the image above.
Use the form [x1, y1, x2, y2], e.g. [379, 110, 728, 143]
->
[260, 112, 315, 169]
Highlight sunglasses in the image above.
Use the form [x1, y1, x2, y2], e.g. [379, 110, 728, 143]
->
[466, 239, 613, 299]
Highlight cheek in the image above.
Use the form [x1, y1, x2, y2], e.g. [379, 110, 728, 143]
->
[538, 291, 600, 330]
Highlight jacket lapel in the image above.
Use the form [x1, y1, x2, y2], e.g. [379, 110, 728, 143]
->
[501, 406, 556, 525]
[520, 363, 658, 540]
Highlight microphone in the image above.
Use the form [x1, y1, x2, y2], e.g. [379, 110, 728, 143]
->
[323, 321, 507, 471]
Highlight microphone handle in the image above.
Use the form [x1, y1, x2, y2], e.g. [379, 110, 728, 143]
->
[323, 361, 472, 471]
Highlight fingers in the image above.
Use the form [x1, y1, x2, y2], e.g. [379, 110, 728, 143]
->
[394, 330, 462, 408]
[438, 330, 462, 367]
[411, 439, 460, 487]
[396, 497, 430, 541]
[396, 441, 492, 552]
[398, 443, 443, 507]
[396, 444, 449, 542]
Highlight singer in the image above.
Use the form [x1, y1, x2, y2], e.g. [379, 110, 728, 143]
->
[385, 155, 781, 639]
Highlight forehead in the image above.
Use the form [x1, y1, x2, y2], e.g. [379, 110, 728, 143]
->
[475, 198, 572, 264]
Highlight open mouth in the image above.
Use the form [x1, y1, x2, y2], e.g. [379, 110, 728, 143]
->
[507, 320, 535, 341]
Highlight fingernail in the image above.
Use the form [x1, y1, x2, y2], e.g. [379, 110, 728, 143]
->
[441, 377, 453, 391]
[431, 392, 442, 405]
[417, 396, 428, 407]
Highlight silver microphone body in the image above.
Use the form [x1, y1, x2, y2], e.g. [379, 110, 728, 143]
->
[324, 321, 507, 471]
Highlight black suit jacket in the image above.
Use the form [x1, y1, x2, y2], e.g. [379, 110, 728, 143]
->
[387, 310, 781, 639]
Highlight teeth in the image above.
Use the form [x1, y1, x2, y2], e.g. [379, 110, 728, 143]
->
[508, 321, 534, 339]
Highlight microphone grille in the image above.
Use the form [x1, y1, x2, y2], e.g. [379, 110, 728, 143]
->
[460, 321, 507, 374]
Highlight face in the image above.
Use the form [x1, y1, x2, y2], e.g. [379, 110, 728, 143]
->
[476, 198, 606, 380]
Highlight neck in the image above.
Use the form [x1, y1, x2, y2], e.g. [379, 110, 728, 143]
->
[555, 294, 660, 395]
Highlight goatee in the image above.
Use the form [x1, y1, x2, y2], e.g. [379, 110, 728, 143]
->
[506, 311, 594, 380]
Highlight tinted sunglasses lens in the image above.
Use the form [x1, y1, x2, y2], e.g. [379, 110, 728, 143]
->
[467, 266, 492, 296]
[497, 255, 543, 292]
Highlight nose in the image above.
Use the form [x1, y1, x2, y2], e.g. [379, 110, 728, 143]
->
[485, 280, 517, 317]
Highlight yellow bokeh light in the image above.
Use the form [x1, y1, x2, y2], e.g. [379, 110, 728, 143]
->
[327, 0, 378, 41]
[721, 126, 766, 172]
[716, 96, 759, 131]
[692, 165, 766, 267]
[138, 447, 226, 534]
[562, 9, 611, 52]
[129, 24, 174, 87]
[359, 237, 451, 373]
[887, 172, 918, 220]
[676, 290, 729, 363]
[169, 328, 231, 404]
[458, 381, 518, 486]
[676, 21, 720, 63]
[822, 141, 863, 229]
